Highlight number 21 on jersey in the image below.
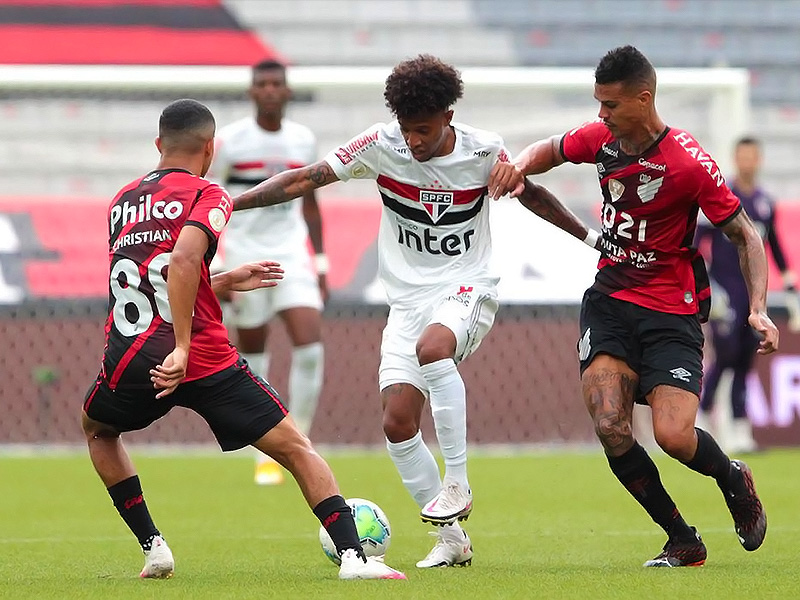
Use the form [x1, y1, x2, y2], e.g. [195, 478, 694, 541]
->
[602, 204, 647, 242]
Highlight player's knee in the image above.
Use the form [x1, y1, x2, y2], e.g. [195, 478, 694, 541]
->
[654, 425, 695, 459]
[593, 416, 633, 451]
[81, 412, 119, 439]
[269, 430, 315, 467]
[415, 339, 453, 365]
[382, 411, 417, 443]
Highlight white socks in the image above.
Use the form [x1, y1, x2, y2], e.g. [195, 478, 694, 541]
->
[288, 342, 324, 436]
[421, 358, 469, 490]
[386, 430, 442, 508]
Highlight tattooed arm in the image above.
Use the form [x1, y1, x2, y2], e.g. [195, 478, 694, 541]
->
[233, 161, 339, 211]
[516, 179, 598, 248]
[722, 209, 779, 353]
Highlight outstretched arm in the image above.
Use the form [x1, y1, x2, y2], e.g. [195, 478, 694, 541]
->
[211, 260, 284, 295]
[233, 160, 339, 211]
[517, 179, 600, 249]
[722, 210, 779, 353]
[513, 135, 566, 176]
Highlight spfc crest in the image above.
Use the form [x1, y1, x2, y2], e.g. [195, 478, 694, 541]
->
[607, 178, 625, 202]
[420, 190, 454, 223]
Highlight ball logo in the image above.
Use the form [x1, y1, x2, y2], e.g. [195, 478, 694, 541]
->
[208, 207, 227, 233]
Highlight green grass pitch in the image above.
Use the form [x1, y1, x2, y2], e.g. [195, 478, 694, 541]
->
[2, 449, 799, 599]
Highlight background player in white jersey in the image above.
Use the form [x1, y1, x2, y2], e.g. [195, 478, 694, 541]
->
[232, 55, 598, 568]
[209, 60, 327, 485]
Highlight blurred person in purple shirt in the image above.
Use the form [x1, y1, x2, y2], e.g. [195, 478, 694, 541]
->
[696, 136, 797, 453]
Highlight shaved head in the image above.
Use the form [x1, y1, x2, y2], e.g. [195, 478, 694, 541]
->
[158, 99, 215, 154]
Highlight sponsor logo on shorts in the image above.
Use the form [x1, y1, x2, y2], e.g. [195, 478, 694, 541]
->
[670, 367, 692, 382]
[578, 328, 591, 361]
[445, 286, 474, 306]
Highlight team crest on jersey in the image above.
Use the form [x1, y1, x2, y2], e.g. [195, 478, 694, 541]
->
[637, 177, 664, 203]
[420, 190, 454, 223]
[607, 179, 625, 202]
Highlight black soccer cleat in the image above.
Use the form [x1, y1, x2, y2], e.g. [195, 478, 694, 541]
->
[643, 528, 707, 568]
[724, 460, 767, 551]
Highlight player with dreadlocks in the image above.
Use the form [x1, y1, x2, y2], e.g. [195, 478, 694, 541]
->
[232, 54, 599, 567]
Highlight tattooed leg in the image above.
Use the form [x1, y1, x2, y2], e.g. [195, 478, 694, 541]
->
[648, 385, 699, 462]
[582, 354, 638, 457]
[584, 355, 696, 541]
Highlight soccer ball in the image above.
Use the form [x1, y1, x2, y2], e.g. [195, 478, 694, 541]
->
[319, 498, 392, 565]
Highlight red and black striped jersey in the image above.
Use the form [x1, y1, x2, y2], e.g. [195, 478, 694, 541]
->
[102, 168, 237, 389]
[561, 121, 741, 315]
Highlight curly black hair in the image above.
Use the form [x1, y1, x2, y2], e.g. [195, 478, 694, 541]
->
[595, 45, 656, 91]
[384, 54, 464, 119]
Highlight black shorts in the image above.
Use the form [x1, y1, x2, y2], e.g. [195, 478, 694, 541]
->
[83, 358, 288, 451]
[578, 288, 704, 404]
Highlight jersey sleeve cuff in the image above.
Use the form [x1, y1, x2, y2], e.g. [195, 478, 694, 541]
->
[558, 135, 574, 164]
[323, 155, 349, 182]
[185, 220, 219, 244]
[713, 203, 743, 228]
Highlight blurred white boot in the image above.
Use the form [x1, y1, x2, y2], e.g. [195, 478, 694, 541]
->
[728, 418, 758, 455]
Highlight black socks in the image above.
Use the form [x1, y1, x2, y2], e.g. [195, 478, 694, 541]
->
[313, 495, 365, 560]
[607, 442, 696, 541]
[107, 475, 160, 548]
[682, 427, 733, 491]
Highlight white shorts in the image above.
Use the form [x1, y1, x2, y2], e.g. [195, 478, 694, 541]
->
[226, 254, 323, 329]
[378, 282, 499, 395]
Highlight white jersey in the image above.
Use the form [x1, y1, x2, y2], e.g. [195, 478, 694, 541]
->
[210, 117, 316, 259]
[324, 121, 508, 306]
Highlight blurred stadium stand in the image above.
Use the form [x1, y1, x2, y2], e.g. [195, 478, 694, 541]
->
[224, 0, 800, 199]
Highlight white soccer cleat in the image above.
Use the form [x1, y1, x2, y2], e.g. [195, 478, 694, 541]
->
[728, 418, 758, 454]
[416, 529, 473, 568]
[338, 549, 407, 580]
[139, 535, 174, 579]
[420, 478, 473, 526]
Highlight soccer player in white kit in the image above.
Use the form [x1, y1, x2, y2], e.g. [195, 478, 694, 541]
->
[209, 60, 327, 486]
[232, 55, 599, 567]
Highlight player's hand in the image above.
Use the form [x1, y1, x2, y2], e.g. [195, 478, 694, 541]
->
[150, 347, 189, 399]
[748, 310, 779, 354]
[227, 261, 284, 292]
[318, 273, 330, 305]
[488, 162, 524, 199]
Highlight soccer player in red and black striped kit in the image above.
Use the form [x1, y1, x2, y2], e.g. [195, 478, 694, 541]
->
[509, 46, 777, 567]
[80, 99, 405, 580]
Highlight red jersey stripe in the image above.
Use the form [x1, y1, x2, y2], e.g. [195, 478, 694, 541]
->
[231, 160, 306, 171]
[243, 368, 288, 415]
[108, 314, 163, 389]
[376, 174, 486, 206]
